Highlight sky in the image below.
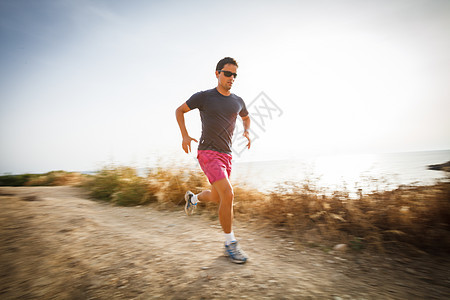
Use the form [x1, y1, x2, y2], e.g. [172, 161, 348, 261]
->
[1, 0, 449, 174]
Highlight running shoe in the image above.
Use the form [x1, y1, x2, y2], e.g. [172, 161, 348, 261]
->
[184, 191, 197, 215]
[224, 241, 248, 264]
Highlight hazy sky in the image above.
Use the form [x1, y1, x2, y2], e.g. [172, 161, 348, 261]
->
[1, 0, 449, 174]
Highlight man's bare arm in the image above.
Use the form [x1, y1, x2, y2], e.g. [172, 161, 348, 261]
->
[241, 115, 251, 149]
[175, 103, 198, 153]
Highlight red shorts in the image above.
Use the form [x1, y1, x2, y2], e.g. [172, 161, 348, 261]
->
[197, 150, 232, 184]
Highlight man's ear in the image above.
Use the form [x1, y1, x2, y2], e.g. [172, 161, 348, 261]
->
[215, 70, 220, 79]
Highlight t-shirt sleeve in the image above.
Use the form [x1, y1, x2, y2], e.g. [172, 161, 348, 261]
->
[186, 91, 204, 110]
[239, 98, 249, 117]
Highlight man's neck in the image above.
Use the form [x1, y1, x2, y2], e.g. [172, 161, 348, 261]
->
[216, 86, 231, 96]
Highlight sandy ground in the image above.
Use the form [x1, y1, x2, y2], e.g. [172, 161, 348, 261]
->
[0, 186, 449, 299]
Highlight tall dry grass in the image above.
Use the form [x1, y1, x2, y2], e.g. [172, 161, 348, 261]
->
[255, 180, 450, 254]
[145, 166, 209, 208]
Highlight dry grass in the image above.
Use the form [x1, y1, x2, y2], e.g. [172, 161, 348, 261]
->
[251, 179, 450, 254]
[145, 166, 209, 208]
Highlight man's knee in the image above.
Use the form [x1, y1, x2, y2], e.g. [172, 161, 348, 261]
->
[222, 187, 234, 202]
[213, 178, 234, 202]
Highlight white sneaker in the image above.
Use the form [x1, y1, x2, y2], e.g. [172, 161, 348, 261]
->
[224, 241, 248, 264]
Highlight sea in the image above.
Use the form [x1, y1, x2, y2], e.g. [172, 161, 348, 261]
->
[231, 149, 450, 195]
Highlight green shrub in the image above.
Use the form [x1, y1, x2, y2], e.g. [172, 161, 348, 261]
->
[0, 174, 37, 186]
[112, 177, 157, 206]
[83, 167, 122, 201]
[83, 166, 158, 206]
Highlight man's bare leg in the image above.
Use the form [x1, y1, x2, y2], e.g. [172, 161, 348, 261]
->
[197, 185, 220, 204]
[211, 177, 234, 234]
[186, 179, 233, 237]
[197, 179, 233, 232]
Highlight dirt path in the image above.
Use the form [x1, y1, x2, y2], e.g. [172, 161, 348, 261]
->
[0, 186, 449, 299]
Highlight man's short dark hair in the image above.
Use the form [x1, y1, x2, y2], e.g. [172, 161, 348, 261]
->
[216, 57, 238, 71]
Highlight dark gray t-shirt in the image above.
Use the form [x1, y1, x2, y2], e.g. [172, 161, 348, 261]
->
[186, 88, 248, 154]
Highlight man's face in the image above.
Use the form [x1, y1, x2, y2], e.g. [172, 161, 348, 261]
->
[216, 63, 237, 91]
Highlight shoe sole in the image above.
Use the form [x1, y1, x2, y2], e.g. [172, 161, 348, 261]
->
[229, 257, 247, 264]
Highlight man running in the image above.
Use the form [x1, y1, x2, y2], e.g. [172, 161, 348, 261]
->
[175, 57, 251, 264]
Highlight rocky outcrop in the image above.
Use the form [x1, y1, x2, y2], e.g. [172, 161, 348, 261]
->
[428, 161, 450, 172]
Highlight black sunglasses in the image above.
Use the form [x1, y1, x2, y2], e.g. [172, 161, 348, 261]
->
[219, 70, 237, 78]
